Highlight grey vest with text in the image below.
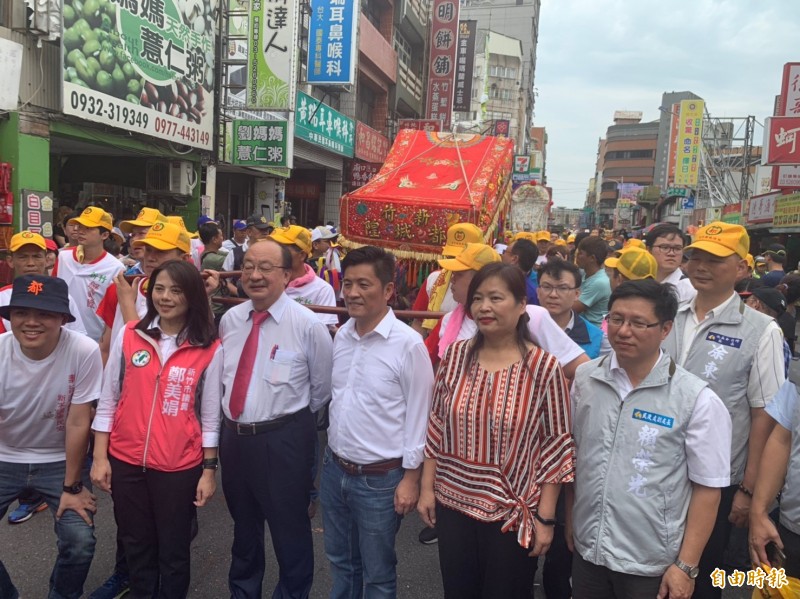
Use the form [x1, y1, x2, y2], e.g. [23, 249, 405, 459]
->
[662, 297, 773, 484]
[572, 353, 707, 577]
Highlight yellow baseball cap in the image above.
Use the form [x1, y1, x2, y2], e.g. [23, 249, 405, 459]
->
[438, 243, 500, 272]
[270, 225, 313, 256]
[624, 238, 646, 250]
[68, 207, 113, 231]
[567, 234, 576, 243]
[166, 215, 199, 239]
[745, 254, 755, 269]
[685, 221, 749, 259]
[132, 222, 191, 254]
[9, 231, 47, 253]
[536, 230, 551, 242]
[442, 223, 483, 256]
[604, 247, 658, 280]
[554, 239, 567, 247]
[513, 231, 537, 243]
[120, 208, 167, 233]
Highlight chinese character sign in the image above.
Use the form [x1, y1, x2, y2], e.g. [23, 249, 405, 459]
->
[426, 0, 460, 129]
[231, 120, 289, 167]
[294, 90, 354, 157]
[398, 119, 442, 132]
[674, 100, 704, 186]
[306, 0, 357, 85]
[354, 122, 389, 164]
[772, 192, 800, 227]
[20, 190, 54, 237]
[61, 0, 216, 149]
[779, 63, 800, 117]
[248, 0, 298, 109]
[763, 117, 800, 166]
[453, 20, 476, 112]
[348, 160, 380, 188]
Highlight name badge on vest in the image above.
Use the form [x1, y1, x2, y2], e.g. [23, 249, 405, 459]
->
[705, 331, 742, 349]
[632, 409, 674, 429]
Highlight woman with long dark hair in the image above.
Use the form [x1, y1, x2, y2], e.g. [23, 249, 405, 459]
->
[91, 259, 222, 598]
[418, 262, 575, 598]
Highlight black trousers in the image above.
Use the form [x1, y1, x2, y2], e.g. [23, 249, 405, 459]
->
[693, 484, 737, 599]
[436, 503, 538, 599]
[779, 523, 800, 578]
[542, 492, 572, 599]
[571, 553, 661, 599]
[220, 408, 316, 599]
[109, 455, 200, 599]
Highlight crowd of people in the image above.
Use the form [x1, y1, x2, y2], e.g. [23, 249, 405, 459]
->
[1, 208, 800, 599]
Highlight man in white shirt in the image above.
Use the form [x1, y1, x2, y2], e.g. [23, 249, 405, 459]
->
[644, 223, 696, 303]
[321, 245, 435, 598]
[270, 225, 338, 330]
[0, 274, 102, 599]
[219, 239, 333, 599]
[661, 221, 785, 599]
[53, 207, 124, 341]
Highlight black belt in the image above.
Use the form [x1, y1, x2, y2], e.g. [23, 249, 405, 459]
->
[223, 410, 301, 435]
[331, 451, 403, 476]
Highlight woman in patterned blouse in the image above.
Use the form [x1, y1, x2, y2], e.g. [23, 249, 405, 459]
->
[418, 262, 576, 599]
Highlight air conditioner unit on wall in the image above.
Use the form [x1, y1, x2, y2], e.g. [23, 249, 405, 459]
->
[169, 161, 195, 195]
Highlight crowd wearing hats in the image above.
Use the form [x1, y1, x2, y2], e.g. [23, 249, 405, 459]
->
[5, 209, 800, 598]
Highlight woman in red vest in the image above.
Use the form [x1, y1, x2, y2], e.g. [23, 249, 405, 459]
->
[91, 259, 222, 598]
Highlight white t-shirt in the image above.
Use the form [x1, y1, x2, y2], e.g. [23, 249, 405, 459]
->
[0, 284, 88, 336]
[662, 268, 697, 304]
[425, 270, 458, 314]
[106, 279, 149, 346]
[190, 238, 204, 270]
[0, 328, 103, 463]
[285, 276, 339, 327]
[439, 304, 586, 366]
[55, 248, 124, 341]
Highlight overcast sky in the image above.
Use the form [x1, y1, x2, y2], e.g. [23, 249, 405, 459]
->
[534, 0, 799, 209]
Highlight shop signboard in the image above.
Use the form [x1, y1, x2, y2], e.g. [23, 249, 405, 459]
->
[754, 165, 774, 194]
[453, 20, 476, 112]
[20, 190, 54, 237]
[674, 100, 704, 186]
[494, 119, 510, 137]
[777, 165, 800, 188]
[720, 202, 741, 225]
[666, 187, 689, 197]
[398, 119, 442, 132]
[426, 0, 459, 129]
[773, 192, 800, 227]
[747, 191, 779, 225]
[618, 183, 643, 202]
[306, 0, 357, 85]
[348, 160, 380, 188]
[247, 0, 299, 109]
[763, 117, 800, 165]
[514, 155, 530, 173]
[666, 102, 680, 186]
[778, 62, 800, 118]
[294, 90, 354, 157]
[61, 0, 216, 149]
[354, 122, 389, 164]
[231, 120, 290, 168]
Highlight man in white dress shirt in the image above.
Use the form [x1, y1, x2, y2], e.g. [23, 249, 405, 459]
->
[321, 245, 435, 598]
[644, 223, 696, 304]
[218, 239, 333, 599]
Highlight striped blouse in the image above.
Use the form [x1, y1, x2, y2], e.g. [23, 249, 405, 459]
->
[424, 339, 576, 548]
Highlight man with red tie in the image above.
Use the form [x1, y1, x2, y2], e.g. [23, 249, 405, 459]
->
[218, 238, 333, 598]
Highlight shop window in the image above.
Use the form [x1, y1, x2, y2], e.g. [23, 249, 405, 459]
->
[356, 82, 376, 127]
[362, 0, 382, 30]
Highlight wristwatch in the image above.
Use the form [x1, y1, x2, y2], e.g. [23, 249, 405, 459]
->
[674, 558, 699, 579]
[63, 481, 84, 495]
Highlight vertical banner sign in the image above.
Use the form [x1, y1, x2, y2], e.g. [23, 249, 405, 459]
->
[779, 63, 800, 117]
[20, 191, 54, 237]
[354, 122, 389, 164]
[231, 120, 289, 167]
[61, 0, 216, 149]
[248, 0, 298, 109]
[453, 20, 476, 112]
[674, 100, 704, 186]
[666, 102, 680, 186]
[426, 0, 459, 129]
[762, 117, 800, 165]
[307, 0, 357, 85]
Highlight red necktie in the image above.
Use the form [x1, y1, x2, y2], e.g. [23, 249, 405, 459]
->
[228, 311, 269, 420]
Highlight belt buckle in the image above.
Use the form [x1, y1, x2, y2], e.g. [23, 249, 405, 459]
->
[236, 421, 256, 435]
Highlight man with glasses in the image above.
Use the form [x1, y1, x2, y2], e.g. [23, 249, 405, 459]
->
[219, 239, 333, 598]
[571, 279, 731, 599]
[662, 222, 785, 599]
[644, 224, 696, 303]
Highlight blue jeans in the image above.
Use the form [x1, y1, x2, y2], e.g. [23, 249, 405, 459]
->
[0, 460, 95, 599]
[320, 448, 403, 599]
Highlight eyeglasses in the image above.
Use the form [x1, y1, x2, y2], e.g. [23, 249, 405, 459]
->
[605, 315, 662, 330]
[652, 244, 684, 255]
[538, 284, 578, 295]
[241, 262, 286, 275]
